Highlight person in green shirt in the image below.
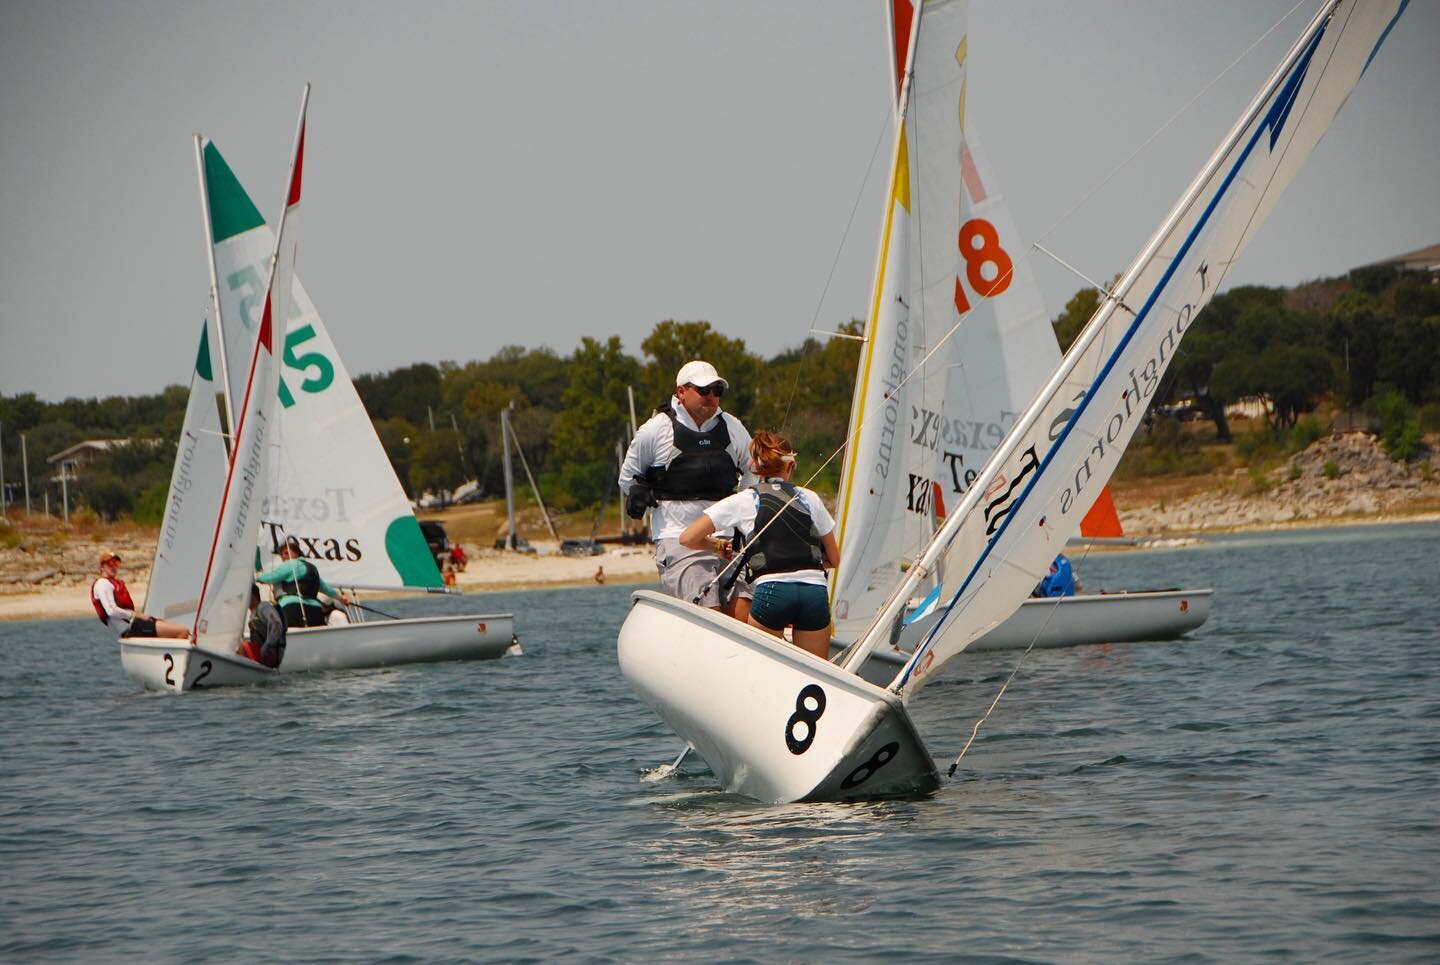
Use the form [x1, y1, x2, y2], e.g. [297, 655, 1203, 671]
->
[256, 536, 351, 628]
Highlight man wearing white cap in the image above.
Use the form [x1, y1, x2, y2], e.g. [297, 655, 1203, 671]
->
[620, 360, 756, 616]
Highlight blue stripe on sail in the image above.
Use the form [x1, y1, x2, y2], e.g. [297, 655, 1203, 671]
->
[903, 585, 943, 625]
[895, 11, 1351, 692]
[1362, 0, 1407, 76]
[1264, 23, 1324, 150]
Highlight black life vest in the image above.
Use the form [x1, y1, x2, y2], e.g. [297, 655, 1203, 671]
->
[642, 406, 741, 502]
[742, 479, 825, 580]
[280, 559, 322, 602]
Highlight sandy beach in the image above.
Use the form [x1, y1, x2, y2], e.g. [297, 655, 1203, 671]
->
[3, 432, 1436, 624]
[0, 542, 660, 624]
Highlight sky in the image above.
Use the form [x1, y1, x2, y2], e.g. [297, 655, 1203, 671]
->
[2, 0, 1436, 402]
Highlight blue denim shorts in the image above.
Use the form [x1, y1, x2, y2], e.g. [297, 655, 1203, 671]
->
[750, 581, 831, 632]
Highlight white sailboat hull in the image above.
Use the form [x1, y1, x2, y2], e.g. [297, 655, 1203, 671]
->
[120, 638, 276, 693]
[279, 613, 516, 674]
[619, 590, 938, 804]
[841, 589, 1213, 685]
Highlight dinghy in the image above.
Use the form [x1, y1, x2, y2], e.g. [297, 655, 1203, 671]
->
[827, 13, 1211, 664]
[192, 136, 515, 670]
[619, 0, 1407, 801]
[123, 90, 310, 691]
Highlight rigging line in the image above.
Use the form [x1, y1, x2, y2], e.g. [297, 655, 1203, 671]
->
[1031, 0, 1310, 249]
[947, 501, 1103, 778]
[1032, 243, 1132, 312]
[780, 102, 894, 432]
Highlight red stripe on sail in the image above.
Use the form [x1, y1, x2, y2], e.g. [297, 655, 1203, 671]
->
[1080, 485, 1124, 539]
[892, 0, 914, 102]
[287, 121, 305, 207]
[960, 141, 987, 204]
[257, 294, 273, 352]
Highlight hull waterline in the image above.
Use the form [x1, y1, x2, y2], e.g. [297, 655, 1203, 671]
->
[280, 612, 517, 673]
[839, 588, 1213, 685]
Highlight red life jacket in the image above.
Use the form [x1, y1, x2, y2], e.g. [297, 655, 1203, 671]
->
[91, 577, 135, 626]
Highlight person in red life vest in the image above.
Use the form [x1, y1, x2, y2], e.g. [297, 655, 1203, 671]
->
[449, 543, 468, 573]
[240, 584, 286, 668]
[90, 551, 190, 639]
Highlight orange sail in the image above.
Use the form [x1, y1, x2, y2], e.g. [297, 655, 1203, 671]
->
[1079, 485, 1123, 539]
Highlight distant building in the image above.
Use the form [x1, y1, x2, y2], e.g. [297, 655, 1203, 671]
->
[1359, 243, 1440, 274]
[46, 438, 156, 480]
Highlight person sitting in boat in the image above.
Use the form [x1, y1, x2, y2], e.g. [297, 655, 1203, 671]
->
[620, 359, 757, 619]
[241, 584, 286, 668]
[90, 550, 190, 640]
[256, 536, 351, 628]
[679, 431, 840, 660]
[1033, 553, 1078, 598]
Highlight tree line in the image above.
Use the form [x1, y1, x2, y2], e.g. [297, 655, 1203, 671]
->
[2, 265, 1435, 522]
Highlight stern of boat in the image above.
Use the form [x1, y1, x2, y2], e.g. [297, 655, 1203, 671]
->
[120, 639, 275, 692]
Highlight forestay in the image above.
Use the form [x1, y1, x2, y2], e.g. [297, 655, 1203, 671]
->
[845, 0, 1407, 695]
[143, 322, 228, 622]
[197, 140, 442, 589]
[193, 93, 307, 652]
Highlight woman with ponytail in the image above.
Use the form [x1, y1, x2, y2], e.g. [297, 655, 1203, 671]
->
[680, 431, 840, 658]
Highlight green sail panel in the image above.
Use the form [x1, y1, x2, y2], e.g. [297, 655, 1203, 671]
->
[385, 516, 444, 588]
[203, 141, 265, 243]
[195, 322, 214, 381]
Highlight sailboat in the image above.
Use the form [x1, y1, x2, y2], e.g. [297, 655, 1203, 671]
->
[122, 91, 309, 692]
[617, 0, 1406, 802]
[191, 136, 516, 671]
[827, 30, 1211, 679]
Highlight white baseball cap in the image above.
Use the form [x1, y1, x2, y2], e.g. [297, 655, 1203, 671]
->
[675, 360, 728, 390]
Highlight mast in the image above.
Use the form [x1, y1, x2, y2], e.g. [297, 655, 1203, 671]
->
[194, 133, 237, 440]
[842, 0, 1349, 681]
[500, 404, 517, 550]
[506, 413, 558, 540]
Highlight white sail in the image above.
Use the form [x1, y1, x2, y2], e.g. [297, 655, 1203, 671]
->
[197, 140, 442, 589]
[832, 0, 1064, 636]
[848, 0, 1408, 696]
[830, 0, 933, 639]
[143, 321, 228, 622]
[193, 91, 308, 651]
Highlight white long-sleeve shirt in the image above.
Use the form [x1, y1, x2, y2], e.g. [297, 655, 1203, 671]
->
[92, 577, 135, 634]
[619, 398, 756, 541]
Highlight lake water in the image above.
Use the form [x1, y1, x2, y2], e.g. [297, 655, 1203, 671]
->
[2, 522, 1437, 960]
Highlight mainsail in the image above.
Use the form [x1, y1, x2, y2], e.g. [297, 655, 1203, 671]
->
[832, 0, 1090, 636]
[143, 321, 229, 622]
[196, 139, 441, 589]
[844, 0, 1407, 695]
[193, 90, 308, 651]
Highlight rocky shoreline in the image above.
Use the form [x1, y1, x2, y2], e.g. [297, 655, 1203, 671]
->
[1118, 432, 1440, 534]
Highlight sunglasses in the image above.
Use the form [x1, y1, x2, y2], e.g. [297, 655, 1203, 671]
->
[686, 383, 724, 398]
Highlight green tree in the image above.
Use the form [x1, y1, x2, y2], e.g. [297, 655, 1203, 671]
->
[638, 320, 763, 422]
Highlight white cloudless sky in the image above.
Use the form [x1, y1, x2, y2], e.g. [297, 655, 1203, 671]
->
[1, 0, 1435, 401]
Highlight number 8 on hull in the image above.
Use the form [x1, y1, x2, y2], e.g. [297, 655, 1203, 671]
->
[619, 591, 938, 803]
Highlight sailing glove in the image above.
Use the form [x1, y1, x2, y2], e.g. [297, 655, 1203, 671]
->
[625, 482, 655, 519]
